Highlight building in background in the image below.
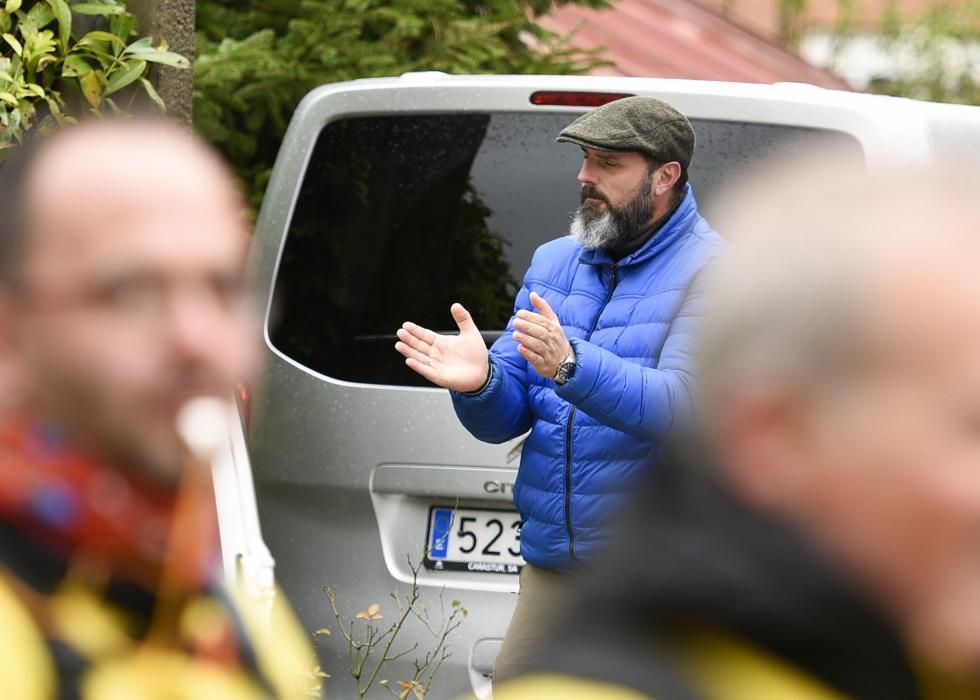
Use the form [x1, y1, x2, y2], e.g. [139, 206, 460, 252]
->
[538, 0, 852, 88]
[698, 0, 978, 92]
[700, 0, 936, 42]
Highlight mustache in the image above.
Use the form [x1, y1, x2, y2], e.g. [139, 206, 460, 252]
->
[580, 185, 610, 206]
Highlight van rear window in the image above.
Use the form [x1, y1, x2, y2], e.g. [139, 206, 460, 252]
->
[268, 112, 862, 387]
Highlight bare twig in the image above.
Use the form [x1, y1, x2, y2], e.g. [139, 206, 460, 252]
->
[319, 550, 468, 698]
[383, 642, 419, 663]
[361, 558, 421, 693]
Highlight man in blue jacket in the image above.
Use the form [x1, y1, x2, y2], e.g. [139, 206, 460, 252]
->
[395, 96, 724, 681]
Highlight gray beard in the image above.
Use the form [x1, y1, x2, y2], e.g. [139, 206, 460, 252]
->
[568, 175, 656, 252]
[569, 208, 622, 250]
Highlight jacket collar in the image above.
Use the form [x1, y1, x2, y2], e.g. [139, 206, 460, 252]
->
[531, 435, 926, 700]
[577, 184, 699, 268]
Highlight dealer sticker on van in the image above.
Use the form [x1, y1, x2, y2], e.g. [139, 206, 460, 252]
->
[425, 507, 524, 574]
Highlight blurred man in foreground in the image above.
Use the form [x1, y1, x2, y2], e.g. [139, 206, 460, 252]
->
[493, 163, 980, 699]
[0, 121, 314, 698]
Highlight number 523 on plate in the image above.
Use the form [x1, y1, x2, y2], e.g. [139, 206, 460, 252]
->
[425, 507, 524, 574]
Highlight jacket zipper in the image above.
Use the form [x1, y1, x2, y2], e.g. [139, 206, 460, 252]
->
[564, 262, 619, 560]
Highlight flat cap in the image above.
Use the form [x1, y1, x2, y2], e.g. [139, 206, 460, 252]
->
[556, 96, 695, 169]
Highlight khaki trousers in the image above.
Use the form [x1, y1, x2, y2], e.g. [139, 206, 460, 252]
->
[493, 563, 576, 685]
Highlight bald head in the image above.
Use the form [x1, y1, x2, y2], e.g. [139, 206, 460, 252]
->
[698, 159, 980, 672]
[0, 118, 258, 483]
[699, 162, 980, 416]
[1, 119, 245, 288]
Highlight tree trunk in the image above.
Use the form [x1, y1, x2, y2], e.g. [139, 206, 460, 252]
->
[129, 0, 195, 126]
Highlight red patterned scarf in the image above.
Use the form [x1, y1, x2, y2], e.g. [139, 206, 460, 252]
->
[0, 416, 218, 593]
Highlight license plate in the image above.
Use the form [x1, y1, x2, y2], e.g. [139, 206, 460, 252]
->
[425, 507, 524, 574]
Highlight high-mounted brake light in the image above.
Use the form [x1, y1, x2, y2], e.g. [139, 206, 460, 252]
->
[529, 91, 635, 107]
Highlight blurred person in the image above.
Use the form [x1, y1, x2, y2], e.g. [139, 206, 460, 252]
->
[492, 162, 980, 699]
[0, 120, 314, 698]
[394, 97, 724, 681]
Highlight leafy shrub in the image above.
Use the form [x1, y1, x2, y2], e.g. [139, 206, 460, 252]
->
[0, 0, 188, 153]
[869, 1, 980, 104]
[194, 0, 608, 210]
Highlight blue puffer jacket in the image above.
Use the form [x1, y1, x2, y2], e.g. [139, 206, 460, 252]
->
[451, 186, 725, 570]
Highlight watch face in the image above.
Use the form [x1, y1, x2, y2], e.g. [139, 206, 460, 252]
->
[556, 361, 576, 384]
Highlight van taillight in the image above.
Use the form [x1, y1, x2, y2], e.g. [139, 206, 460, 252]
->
[529, 91, 635, 107]
[234, 381, 251, 437]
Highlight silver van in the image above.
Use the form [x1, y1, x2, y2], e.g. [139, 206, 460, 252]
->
[245, 73, 980, 698]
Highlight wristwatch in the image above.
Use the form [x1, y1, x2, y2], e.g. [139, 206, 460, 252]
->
[553, 345, 577, 385]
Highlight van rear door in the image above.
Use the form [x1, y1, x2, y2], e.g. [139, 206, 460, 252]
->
[247, 74, 932, 698]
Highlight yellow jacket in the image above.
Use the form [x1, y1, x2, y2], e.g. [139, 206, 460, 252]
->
[493, 628, 978, 700]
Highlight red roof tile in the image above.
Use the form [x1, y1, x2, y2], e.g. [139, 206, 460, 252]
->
[538, 0, 852, 89]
